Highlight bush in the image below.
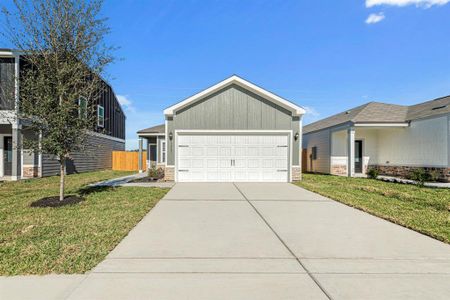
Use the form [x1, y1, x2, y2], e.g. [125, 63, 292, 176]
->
[148, 166, 164, 179]
[429, 170, 441, 182]
[409, 168, 431, 186]
[367, 168, 379, 179]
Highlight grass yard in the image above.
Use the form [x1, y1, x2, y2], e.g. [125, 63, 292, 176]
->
[296, 174, 450, 244]
[0, 170, 168, 275]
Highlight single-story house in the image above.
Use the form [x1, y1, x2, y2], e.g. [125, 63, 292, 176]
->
[303, 96, 450, 182]
[0, 49, 126, 180]
[137, 75, 305, 182]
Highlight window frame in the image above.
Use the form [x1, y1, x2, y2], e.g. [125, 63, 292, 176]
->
[161, 140, 166, 163]
[97, 105, 105, 128]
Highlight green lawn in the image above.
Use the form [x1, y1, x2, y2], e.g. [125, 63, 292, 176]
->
[0, 170, 168, 275]
[296, 174, 450, 244]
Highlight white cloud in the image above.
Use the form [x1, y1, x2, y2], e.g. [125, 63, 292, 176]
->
[366, 0, 450, 8]
[117, 95, 135, 113]
[365, 12, 386, 24]
[304, 106, 320, 117]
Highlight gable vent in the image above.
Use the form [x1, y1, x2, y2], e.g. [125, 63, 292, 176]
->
[432, 105, 447, 111]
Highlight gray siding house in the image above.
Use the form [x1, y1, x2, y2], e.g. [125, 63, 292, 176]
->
[138, 75, 305, 182]
[0, 49, 126, 180]
[303, 97, 450, 182]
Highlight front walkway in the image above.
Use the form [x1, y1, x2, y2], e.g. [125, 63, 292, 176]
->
[3, 183, 450, 299]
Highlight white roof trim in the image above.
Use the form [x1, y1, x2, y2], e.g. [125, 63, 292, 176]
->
[163, 75, 305, 117]
[354, 123, 409, 127]
[138, 132, 166, 137]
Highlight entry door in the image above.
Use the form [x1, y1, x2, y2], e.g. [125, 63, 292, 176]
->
[177, 134, 289, 182]
[3, 136, 13, 176]
[354, 140, 363, 174]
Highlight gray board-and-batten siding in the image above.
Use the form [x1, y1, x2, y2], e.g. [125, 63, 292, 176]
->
[166, 84, 301, 165]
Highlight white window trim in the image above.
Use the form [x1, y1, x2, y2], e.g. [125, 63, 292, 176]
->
[161, 140, 166, 163]
[97, 105, 105, 128]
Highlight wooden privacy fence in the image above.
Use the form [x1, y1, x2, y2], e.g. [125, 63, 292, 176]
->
[112, 151, 147, 171]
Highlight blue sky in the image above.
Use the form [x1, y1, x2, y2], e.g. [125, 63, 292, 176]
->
[3, 0, 450, 149]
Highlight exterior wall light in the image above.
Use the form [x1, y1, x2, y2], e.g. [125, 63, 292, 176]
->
[294, 132, 299, 141]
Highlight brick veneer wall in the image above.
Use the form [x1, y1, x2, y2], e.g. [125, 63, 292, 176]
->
[370, 165, 450, 183]
[292, 166, 302, 181]
[164, 166, 175, 181]
[331, 164, 347, 176]
[22, 165, 40, 178]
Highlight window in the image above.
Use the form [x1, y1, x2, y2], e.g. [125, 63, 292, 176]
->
[161, 141, 166, 163]
[78, 96, 87, 118]
[311, 146, 317, 160]
[97, 105, 105, 127]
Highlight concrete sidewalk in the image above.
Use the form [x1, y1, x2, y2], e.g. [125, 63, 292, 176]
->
[3, 183, 450, 299]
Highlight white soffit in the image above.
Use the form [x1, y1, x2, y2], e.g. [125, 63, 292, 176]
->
[163, 75, 305, 117]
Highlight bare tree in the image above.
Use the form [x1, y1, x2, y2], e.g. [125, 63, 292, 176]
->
[1, 0, 115, 200]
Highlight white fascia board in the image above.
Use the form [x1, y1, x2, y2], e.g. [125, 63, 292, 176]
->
[354, 123, 409, 128]
[137, 133, 165, 137]
[163, 75, 305, 117]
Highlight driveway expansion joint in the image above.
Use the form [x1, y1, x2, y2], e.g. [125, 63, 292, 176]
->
[232, 183, 334, 300]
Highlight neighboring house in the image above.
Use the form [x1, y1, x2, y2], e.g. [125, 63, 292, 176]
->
[137, 75, 305, 182]
[303, 97, 450, 182]
[0, 49, 126, 180]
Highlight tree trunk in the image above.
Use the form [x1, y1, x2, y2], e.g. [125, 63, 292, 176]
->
[59, 157, 66, 201]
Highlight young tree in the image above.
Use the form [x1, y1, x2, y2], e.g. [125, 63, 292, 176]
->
[1, 0, 115, 200]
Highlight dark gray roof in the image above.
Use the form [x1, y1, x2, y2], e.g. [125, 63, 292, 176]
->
[304, 96, 450, 134]
[137, 124, 165, 135]
[406, 95, 450, 120]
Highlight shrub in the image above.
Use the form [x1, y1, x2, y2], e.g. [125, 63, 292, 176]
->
[409, 168, 431, 186]
[429, 170, 441, 182]
[148, 166, 165, 179]
[367, 167, 379, 179]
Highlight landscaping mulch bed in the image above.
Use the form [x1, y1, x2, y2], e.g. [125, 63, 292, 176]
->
[30, 195, 84, 207]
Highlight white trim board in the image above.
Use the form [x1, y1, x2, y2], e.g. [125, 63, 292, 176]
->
[0, 134, 12, 178]
[164, 75, 305, 117]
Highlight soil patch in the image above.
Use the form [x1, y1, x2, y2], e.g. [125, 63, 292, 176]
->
[30, 195, 84, 208]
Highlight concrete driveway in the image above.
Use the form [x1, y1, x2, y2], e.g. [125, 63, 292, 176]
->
[59, 183, 450, 299]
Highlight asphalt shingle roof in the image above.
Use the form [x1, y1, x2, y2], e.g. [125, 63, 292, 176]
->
[304, 96, 450, 134]
[137, 124, 165, 134]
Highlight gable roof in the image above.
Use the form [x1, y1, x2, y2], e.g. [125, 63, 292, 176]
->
[137, 124, 165, 135]
[163, 75, 305, 117]
[303, 96, 450, 134]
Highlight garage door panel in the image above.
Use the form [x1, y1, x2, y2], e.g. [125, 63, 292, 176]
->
[177, 134, 289, 182]
[206, 147, 218, 157]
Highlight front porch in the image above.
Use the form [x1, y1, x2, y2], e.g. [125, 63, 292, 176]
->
[330, 124, 405, 177]
[0, 123, 41, 181]
[330, 123, 450, 182]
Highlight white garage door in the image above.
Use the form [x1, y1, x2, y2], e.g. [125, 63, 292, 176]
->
[176, 134, 289, 182]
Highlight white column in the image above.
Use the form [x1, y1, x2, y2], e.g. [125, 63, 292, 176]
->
[38, 131, 43, 177]
[347, 127, 355, 177]
[11, 124, 21, 180]
[138, 137, 143, 173]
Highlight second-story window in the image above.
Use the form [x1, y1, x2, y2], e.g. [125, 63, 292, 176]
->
[97, 105, 105, 127]
[78, 96, 87, 118]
